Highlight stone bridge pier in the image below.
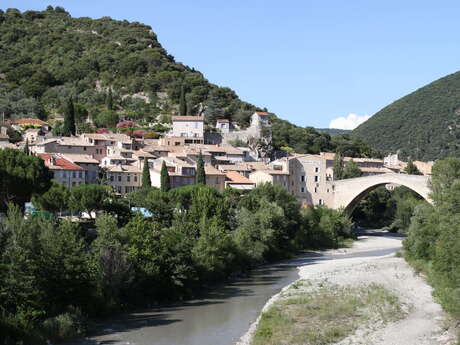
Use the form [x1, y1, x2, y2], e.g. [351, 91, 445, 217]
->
[329, 173, 432, 214]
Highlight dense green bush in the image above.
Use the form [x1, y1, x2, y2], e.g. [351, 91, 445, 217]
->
[0, 183, 353, 343]
[404, 157, 460, 320]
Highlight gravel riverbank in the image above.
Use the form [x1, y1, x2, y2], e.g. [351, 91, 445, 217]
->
[238, 233, 458, 345]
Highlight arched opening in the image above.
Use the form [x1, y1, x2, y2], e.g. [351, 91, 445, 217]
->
[347, 183, 428, 232]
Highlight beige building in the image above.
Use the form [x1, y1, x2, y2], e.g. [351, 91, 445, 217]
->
[37, 153, 86, 188]
[61, 154, 100, 184]
[149, 157, 196, 189]
[205, 166, 226, 192]
[249, 169, 289, 189]
[269, 154, 332, 206]
[106, 164, 142, 194]
[32, 137, 97, 157]
[80, 133, 140, 161]
[225, 171, 255, 190]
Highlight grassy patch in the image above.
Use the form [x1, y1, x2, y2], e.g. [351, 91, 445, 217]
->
[252, 283, 403, 345]
[337, 237, 354, 248]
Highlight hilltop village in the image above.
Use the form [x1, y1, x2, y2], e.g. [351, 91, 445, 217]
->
[2, 112, 432, 209]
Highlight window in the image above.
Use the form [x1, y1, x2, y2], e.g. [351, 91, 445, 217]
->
[314, 176, 319, 182]
[62, 171, 66, 177]
[301, 187, 305, 193]
[78, 171, 82, 178]
[118, 175, 122, 182]
[110, 175, 114, 182]
[72, 171, 76, 178]
[318, 199, 324, 205]
[127, 175, 131, 182]
[134, 175, 138, 182]
[300, 175, 305, 182]
[314, 187, 317, 193]
[315, 167, 319, 173]
[83, 147, 86, 151]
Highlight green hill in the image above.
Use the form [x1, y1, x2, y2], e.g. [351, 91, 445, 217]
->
[0, 6, 376, 156]
[353, 71, 460, 161]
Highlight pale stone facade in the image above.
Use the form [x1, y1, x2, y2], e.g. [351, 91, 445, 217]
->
[106, 165, 142, 194]
[169, 116, 204, 143]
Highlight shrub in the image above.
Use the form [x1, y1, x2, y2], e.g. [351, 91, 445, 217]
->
[42, 307, 86, 343]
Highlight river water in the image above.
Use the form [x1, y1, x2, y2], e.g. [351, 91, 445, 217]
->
[71, 240, 401, 345]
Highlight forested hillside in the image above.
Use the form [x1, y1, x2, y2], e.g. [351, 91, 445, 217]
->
[353, 71, 460, 161]
[0, 6, 377, 156]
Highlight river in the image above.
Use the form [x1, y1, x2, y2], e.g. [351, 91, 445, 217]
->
[70, 233, 401, 345]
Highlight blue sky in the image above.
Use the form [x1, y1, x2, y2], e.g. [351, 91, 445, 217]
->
[3, 1, 460, 129]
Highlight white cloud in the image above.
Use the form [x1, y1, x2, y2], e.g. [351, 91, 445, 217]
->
[329, 113, 370, 130]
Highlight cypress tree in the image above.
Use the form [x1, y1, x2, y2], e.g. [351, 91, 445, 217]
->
[179, 84, 187, 115]
[333, 152, 344, 180]
[196, 152, 206, 185]
[23, 138, 29, 155]
[160, 161, 170, 192]
[63, 97, 76, 136]
[106, 88, 113, 111]
[142, 158, 151, 188]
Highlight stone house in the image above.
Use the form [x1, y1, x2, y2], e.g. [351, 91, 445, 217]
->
[37, 153, 86, 188]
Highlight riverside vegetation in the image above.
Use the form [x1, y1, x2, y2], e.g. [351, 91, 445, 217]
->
[0, 149, 354, 344]
[403, 157, 460, 342]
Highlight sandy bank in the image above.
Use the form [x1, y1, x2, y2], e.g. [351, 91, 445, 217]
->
[238, 234, 458, 345]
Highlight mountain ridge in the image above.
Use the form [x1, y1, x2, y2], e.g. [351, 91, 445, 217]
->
[352, 70, 460, 161]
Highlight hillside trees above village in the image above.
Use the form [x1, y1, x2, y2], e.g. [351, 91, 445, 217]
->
[0, 7, 380, 157]
[0, 7, 259, 127]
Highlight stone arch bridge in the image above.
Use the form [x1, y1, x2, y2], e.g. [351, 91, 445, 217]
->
[329, 173, 431, 214]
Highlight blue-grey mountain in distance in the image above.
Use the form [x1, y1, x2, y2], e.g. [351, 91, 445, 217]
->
[316, 128, 352, 135]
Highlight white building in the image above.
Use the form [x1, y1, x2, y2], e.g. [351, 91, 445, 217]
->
[169, 116, 204, 144]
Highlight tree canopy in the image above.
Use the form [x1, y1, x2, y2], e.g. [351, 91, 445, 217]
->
[0, 148, 52, 210]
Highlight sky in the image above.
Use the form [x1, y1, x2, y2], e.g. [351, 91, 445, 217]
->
[3, 1, 460, 129]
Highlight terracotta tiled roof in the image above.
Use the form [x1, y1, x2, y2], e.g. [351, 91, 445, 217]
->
[216, 119, 230, 123]
[13, 118, 49, 126]
[38, 153, 83, 171]
[171, 116, 204, 121]
[255, 112, 270, 116]
[225, 171, 254, 184]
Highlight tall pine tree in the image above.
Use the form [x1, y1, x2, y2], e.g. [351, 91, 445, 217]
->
[142, 158, 151, 188]
[62, 97, 76, 136]
[196, 152, 206, 185]
[179, 84, 187, 115]
[23, 139, 29, 155]
[160, 161, 170, 192]
[106, 88, 113, 111]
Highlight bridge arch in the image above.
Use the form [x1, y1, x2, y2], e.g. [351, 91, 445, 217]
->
[331, 173, 431, 215]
